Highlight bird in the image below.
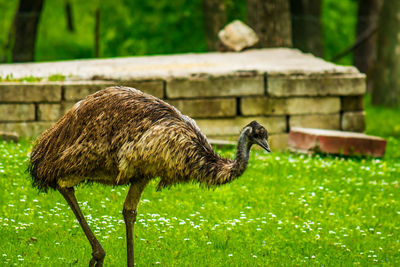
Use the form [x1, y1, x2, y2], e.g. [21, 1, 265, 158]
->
[28, 86, 271, 267]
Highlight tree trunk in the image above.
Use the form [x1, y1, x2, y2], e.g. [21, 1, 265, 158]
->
[371, 0, 400, 107]
[94, 8, 100, 58]
[290, 0, 322, 57]
[203, 0, 226, 51]
[247, 0, 292, 47]
[354, 0, 382, 93]
[11, 0, 44, 62]
[354, 0, 382, 73]
[65, 0, 75, 32]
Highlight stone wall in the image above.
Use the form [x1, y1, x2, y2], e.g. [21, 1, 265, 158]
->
[0, 71, 365, 149]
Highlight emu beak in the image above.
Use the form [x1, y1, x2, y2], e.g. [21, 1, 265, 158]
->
[256, 138, 271, 153]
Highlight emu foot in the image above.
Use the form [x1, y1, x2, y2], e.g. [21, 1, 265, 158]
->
[89, 246, 105, 267]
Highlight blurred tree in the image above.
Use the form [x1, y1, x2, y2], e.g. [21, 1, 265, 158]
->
[372, 0, 400, 107]
[10, 0, 44, 62]
[65, 0, 75, 32]
[354, 0, 382, 92]
[247, 0, 292, 47]
[290, 0, 322, 57]
[94, 8, 100, 57]
[203, 0, 226, 51]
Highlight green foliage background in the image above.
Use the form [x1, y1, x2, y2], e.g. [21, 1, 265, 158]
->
[0, 0, 356, 64]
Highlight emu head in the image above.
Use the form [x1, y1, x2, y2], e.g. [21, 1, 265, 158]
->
[243, 121, 271, 152]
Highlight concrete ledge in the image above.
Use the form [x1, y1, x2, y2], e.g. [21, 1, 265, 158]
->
[288, 127, 386, 157]
[0, 48, 361, 80]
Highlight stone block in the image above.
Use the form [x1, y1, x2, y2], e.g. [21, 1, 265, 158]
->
[0, 82, 61, 102]
[207, 133, 287, 150]
[0, 122, 53, 137]
[166, 74, 264, 99]
[63, 80, 164, 101]
[195, 116, 286, 136]
[0, 104, 35, 121]
[0, 131, 19, 142]
[341, 95, 364, 111]
[268, 133, 288, 150]
[63, 81, 115, 101]
[61, 101, 76, 113]
[290, 114, 340, 130]
[167, 98, 236, 118]
[288, 127, 386, 157]
[341, 111, 365, 132]
[241, 97, 286, 115]
[267, 74, 366, 97]
[241, 96, 340, 115]
[38, 104, 64, 121]
[119, 80, 164, 98]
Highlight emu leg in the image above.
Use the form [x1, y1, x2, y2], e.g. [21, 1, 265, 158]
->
[123, 179, 149, 267]
[58, 187, 105, 267]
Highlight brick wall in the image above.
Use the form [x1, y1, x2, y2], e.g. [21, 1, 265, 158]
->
[0, 71, 365, 149]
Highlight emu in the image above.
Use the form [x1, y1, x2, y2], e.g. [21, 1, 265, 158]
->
[29, 86, 270, 266]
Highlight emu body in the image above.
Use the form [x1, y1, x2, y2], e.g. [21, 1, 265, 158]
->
[29, 86, 270, 266]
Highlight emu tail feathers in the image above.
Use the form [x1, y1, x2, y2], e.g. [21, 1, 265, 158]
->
[28, 150, 58, 193]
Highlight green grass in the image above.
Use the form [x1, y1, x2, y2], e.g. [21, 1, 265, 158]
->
[0, 74, 66, 82]
[1, 98, 400, 266]
[365, 95, 400, 139]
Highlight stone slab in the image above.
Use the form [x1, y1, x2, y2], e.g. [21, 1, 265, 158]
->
[290, 114, 340, 130]
[0, 122, 54, 137]
[166, 74, 264, 98]
[0, 82, 61, 102]
[63, 80, 164, 101]
[268, 133, 288, 150]
[38, 104, 63, 121]
[0, 131, 19, 142]
[63, 81, 114, 101]
[206, 133, 288, 150]
[341, 111, 365, 132]
[341, 95, 364, 111]
[241, 96, 340, 115]
[119, 80, 164, 98]
[0, 104, 35, 121]
[288, 127, 386, 157]
[0, 49, 360, 81]
[195, 116, 286, 136]
[267, 74, 366, 97]
[167, 98, 236, 118]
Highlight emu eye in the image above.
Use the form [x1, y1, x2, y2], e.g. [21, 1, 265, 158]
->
[253, 132, 261, 139]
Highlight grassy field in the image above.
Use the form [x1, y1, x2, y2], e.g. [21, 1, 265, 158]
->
[1, 96, 399, 266]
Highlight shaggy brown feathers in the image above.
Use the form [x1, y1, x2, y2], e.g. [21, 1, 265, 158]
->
[29, 86, 268, 192]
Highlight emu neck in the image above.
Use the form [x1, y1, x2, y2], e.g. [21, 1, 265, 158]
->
[232, 133, 252, 178]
